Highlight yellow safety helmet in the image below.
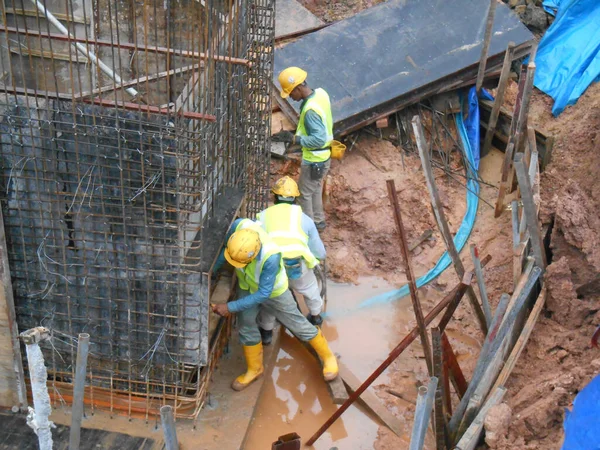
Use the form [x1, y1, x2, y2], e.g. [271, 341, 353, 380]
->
[278, 67, 307, 98]
[224, 228, 262, 268]
[272, 176, 300, 198]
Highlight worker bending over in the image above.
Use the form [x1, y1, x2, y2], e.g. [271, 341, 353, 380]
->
[273, 67, 333, 230]
[211, 218, 338, 391]
[256, 176, 326, 345]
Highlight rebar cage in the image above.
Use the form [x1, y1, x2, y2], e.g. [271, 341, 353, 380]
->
[0, 0, 274, 419]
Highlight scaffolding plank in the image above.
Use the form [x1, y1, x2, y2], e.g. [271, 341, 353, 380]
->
[274, 0, 534, 136]
[275, 0, 323, 39]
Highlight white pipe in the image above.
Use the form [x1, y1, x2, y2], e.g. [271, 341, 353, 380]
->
[24, 340, 54, 450]
[29, 0, 139, 99]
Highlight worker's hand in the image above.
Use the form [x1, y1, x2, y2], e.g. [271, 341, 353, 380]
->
[285, 143, 302, 154]
[272, 130, 295, 144]
[211, 303, 231, 317]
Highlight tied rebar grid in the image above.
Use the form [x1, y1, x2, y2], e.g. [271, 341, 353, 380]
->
[0, 0, 274, 419]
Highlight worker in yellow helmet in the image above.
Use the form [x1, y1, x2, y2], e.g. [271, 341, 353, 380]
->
[273, 67, 333, 230]
[255, 176, 326, 345]
[211, 218, 338, 391]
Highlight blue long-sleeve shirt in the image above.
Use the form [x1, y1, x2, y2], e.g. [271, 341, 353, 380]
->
[301, 212, 326, 260]
[298, 92, 329, 151]
[214, 219, 282, 313]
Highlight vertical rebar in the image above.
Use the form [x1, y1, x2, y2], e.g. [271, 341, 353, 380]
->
[69, 333, 90, 450]
[160, 405, 179, 450]
[410, 377, 438, 450]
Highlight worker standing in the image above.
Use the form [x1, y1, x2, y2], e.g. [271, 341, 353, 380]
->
[273, 67, 333, 230]
[256, 176, 326, 345]
[211, 218, 338, 391]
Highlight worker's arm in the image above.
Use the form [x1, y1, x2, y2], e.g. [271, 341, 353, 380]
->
[301, 213, 326, 260]
[227, 254, 281, 313]
[213, 218, 244, 273]
[297, 110, 328, 150]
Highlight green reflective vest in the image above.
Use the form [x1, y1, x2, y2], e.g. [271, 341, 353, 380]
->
[234, 219, 288, 297]
[296, 88, 333, 163]
[258, 204, 319, 269]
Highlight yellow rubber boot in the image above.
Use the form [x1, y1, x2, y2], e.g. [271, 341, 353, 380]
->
[232, 343, 264, 391]
[308, 329, 339, 381]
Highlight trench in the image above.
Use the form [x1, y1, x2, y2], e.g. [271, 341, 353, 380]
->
[243, 277, 481, 449]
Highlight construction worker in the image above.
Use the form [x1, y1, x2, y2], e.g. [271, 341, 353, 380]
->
[273, 67, 333, 230]
[256, 176, 326, 346]
[211, 218, 338, 391]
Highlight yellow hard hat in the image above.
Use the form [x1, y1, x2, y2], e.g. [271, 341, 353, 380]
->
[278, 67, 307, 98]
[272, 176, 300, 198]
[224, 228, 262, 268]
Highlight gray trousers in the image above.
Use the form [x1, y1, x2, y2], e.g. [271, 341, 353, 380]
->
[298, 159, 330, 223]
[237, 288, 318, 346]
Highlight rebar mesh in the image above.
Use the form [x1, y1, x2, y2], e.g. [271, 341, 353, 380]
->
[0, 0, 273, 418]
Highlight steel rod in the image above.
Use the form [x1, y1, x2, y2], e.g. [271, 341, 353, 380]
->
[160, 405, 179, 450]
[69, 333, 90, 450]
[306, 281, 463, 446]
[410, 377, 438, 450]
[432, 328, 447, 450]
[387, 179, 433, 375]
[470, 245, 492, 327]
[412, 115, 488, 335]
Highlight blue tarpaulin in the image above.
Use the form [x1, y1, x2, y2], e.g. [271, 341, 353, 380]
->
[562, 374, 600, 450]
[349, 87, 482, 311]
[536, 0, 600, 116]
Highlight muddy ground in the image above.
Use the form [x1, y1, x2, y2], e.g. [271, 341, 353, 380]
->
[277, 2, 600, 448]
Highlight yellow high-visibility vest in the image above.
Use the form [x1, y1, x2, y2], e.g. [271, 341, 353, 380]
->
[233, 219, 288, 297]
[258, 204, 319, 269]
[296, 88, 333, 163]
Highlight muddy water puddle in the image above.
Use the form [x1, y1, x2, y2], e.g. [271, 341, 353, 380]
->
[244, 277, 480, 449]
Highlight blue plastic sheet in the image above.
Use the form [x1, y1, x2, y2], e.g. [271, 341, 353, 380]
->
[535, 0, 600, 116]
[542, 0, 560, 15]
[350, 87, 481, 311]
[562, 374, 600, 450]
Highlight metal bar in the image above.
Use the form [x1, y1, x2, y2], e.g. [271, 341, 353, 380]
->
[410, 377, 438, 450]
[438, 272, 473, 332]
[5, 8, 90, 24]
[441, 333, 468, 398]
[514, 153, 547, 271]
[470, 245, 492, 327]
[82, 97, 217, 121]
[160, 405, 179, 450]
[412, 115, 488, 335]
[305, 281, 463, 446]
[475, 0, 498, 95]
[27, 0, 139, 98]
[0, 25, 250, 66]
[482, 42, 516, 156]
[386, 179, 433, 375]
[432, 328, 447, 450]
[69, 333, 90, 450]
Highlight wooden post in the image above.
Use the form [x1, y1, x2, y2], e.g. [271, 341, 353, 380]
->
[412, 115, 488, 335]
[514, 153, 547, 271]
[432, 328, 447, 450]
[482, 42, 516, 156]
[470, 245, 492, 327]
[476, 0, 498, 95]
[0, 208, 27, 410]
[387, 179, 433, 375]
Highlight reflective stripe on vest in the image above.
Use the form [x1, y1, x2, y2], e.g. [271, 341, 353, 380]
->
[296, 88, 334, 163]
[233, 219, 288, 297]
[258, 204, 319, 269]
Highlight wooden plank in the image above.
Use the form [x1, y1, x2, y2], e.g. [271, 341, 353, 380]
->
[490, 288, 546, 395]
[301, 342, 349, 404]
[5, 8, 90, 24]
[470, 245, 492, 327]
[432, 328, 448, 450]
[338, 361, 404, 437]
[413, 115, 488, 334]
[514, 154, 547, 271]
[454, 387, 507, 450]
[409, 229, 433, 252]
[482, 42, 516, 156]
